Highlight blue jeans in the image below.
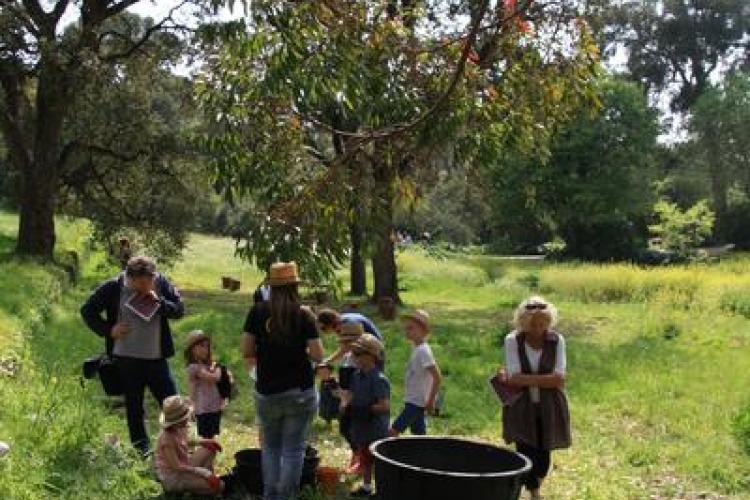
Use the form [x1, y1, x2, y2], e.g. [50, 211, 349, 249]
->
[255, 388, 318, 500]
[391, 403, 427, 435]
[115, 357, 177, 453]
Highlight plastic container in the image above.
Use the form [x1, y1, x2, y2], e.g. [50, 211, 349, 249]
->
[233, 447, 320, 496]
[370, 436, 532, 500]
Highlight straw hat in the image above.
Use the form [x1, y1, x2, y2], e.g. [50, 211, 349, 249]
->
[352, 333, 384, 360]
[338, 321, 365, 344]
[159, 395, 193, 429]
[268, 262, 302, 286]
[402, 309, 430, 332]
[185, 330, 210, 351]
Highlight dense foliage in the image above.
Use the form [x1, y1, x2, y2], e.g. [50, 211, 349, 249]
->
[197, 0, 599, 291]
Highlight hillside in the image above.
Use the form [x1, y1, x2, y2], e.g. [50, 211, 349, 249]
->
[0, 212, 748, 499]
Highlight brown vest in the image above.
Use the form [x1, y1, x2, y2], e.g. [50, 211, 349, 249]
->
[502, 331, 572, 450]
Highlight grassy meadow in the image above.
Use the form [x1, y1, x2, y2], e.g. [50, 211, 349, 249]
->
[0, 210, 748, 499]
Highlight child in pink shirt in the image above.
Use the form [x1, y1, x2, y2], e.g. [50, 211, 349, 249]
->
[185, 331, 225, 439]
[154, 395, 224, 495]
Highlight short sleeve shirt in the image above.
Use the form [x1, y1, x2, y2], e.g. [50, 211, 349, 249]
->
[349, 369, 390, 446]
[404, 342, 437, 407]
[187, 363, 223, 415]
[341, 313, 383, 340]
[243, 302, 319, 395]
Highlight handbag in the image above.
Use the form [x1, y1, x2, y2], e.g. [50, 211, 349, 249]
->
[82, 354, 123, 396]
[318, 378, 341, 422]
[217, 364, 235, 400]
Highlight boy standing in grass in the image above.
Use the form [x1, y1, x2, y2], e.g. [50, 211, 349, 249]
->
[341, 334, 390, 498]
[390, 309, 442, 436]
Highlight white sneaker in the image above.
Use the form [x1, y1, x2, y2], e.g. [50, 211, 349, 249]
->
[0, 441, 10, 458]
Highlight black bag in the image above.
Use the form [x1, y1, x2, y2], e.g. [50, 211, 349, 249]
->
[82, 355, 123, 396]
[318, 379, 341, 422]
[217, 364, 234, 400]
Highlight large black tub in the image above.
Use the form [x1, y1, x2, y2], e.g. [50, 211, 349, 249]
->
[370, 437, 531, 500]
[232, 447, 320, 495]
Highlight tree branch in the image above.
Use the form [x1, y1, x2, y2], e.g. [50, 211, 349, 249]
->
[105, 0, 141, 18]
[296, 0, 492, 142]
[99, 0, 190, 62]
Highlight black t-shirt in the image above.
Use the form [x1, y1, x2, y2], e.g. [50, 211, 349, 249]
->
[243, 302, 319, 395]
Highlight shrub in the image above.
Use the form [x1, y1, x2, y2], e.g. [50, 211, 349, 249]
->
[649, 199, 715, 259]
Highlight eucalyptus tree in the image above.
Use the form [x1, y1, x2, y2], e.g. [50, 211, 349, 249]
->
[199, 0, 600, 300]
[598, 0, 749, 112]
[0, 0, 199, 258]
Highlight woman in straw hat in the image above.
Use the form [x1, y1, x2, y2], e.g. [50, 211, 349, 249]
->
[241, 262, 325, 500]
[499, 296, 571, 500]
[154, 395, 224, 496]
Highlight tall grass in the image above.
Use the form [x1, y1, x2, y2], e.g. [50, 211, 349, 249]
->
[539, 260, 750, 312]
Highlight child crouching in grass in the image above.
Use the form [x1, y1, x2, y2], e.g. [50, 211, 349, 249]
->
[154, 395, 224, 496]
[341, 334, 390, 498]
[391, 309, 442, 436]
[185, 331, 225, 439]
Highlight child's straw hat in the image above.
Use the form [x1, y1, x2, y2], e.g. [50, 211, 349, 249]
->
[338, 321, 365, 344]
[402, 309, 431, 332]
[159, 395, 193, 429]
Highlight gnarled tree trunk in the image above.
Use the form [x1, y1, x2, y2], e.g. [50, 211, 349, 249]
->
[15, 58, 68, 259]
[350, 217, 367, 296]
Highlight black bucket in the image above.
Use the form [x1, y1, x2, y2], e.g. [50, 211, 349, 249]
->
[233, 447, 320, 495]
[370, 437, 532, 500]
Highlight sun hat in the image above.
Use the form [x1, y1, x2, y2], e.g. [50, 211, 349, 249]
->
[268, 262, 302, 286]
[184, 330, 211, 363]
[185, 330, 210, 350]
[159, 395, 193, 429]
[352, 333, 384, 360]
[338, 321, 365, 344]
[401, 309, 430, 332]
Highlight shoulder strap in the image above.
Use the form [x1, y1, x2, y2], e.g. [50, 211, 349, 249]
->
[516, 333, 533, 374]
[539, 331, 559, 374]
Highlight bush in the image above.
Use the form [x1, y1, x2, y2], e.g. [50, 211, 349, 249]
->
[649, 199, 715, 259]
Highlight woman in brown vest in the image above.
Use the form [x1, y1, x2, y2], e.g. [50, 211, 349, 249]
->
[499, 296, 571, 500]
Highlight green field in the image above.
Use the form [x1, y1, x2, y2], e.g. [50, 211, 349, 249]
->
[0, 211, 748, 499]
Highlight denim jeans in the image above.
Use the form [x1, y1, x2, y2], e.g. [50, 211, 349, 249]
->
[255, 388, 318, 500]
[115, 357, 177, 454]
[391, 403, 427, 435]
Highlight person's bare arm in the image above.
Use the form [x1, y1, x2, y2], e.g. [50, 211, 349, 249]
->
[371, 397, 390, 415]
[241, 332, 256, 365]
[425, 365, 443, 414]
[323, 346, 345, 365]
[196, 364, 222, 382]
[507, 372, 565, 389]
[307, 338, 324, 364]
[161, 443, 206, 475]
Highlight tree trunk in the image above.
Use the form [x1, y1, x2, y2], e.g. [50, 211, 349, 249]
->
[17, 171, 57, 257]
[371, 203, 400, 304]
[15, 57, 67, 259]
[708, 143, 728, 243]
[349, 217, 367, 296]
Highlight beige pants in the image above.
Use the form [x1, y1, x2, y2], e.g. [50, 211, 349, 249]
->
[160, 447, 218, 495]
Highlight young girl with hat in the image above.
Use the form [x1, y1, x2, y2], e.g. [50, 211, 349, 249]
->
[499, 296, 571, 500]
[154, 395, 224, 496]
[341, 333, 390, 498]
[185, 330, 226, 439]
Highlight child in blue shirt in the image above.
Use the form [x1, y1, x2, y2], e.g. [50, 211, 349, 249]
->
[341, 334, 390, 498]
